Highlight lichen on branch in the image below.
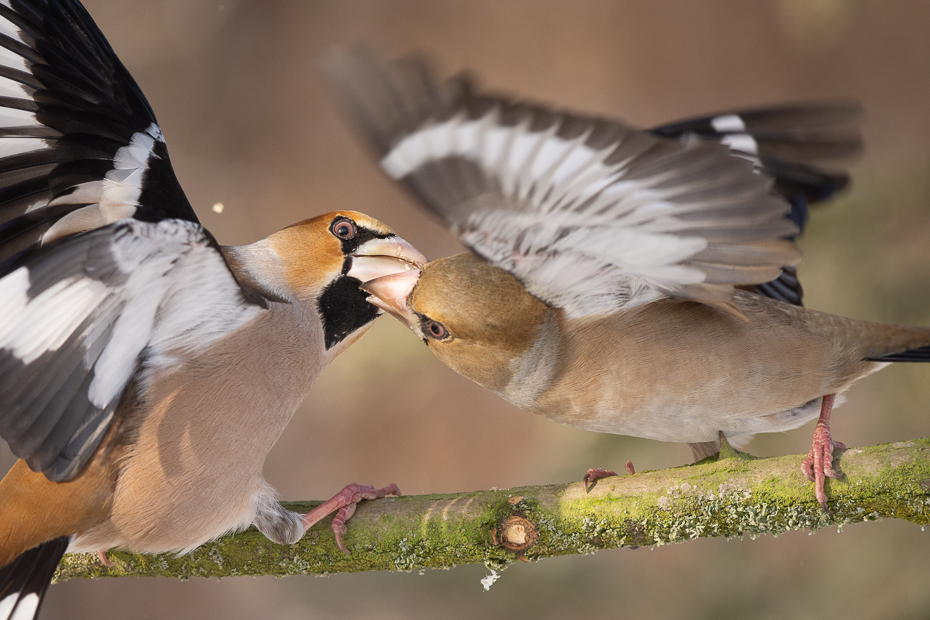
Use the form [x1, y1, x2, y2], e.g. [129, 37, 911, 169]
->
[54, 438, 930, 582]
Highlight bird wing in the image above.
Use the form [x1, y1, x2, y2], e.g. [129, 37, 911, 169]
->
[0, 218, 264, 482]
[0, 2, 266, 482]
[0, 0, 199, 268]
[325, 49, 803, 319]
[651, 103, 862, 306]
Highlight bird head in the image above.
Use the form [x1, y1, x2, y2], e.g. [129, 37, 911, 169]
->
[229, 210, 426, 351]
[362, 253, 562, 402]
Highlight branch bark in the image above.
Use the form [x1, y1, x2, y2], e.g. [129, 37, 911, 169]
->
[54, 438, 930, 582]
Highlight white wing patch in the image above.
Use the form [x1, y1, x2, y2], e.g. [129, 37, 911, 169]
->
[0, 272, 109, 365]
[721, 133, 759, 155]
[710, 113, 746, 133]
[41, 124, 166, 245]
[105, 123, 163, 209]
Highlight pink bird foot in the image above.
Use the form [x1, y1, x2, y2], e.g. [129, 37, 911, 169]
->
[97, 550, 114, 567]
[301, 483, 401, 554]
[800, 394, 846, 511]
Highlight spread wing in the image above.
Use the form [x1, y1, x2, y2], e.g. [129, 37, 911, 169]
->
[325, 48, 804, 319]
[0, 0, 198, 269]
[0, 1, 264, 482]
[0, 219, 263, 481]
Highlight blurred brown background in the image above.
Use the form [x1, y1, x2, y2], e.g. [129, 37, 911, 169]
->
[3, 0, 930, 618]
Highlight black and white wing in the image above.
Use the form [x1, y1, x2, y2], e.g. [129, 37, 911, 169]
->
[652, 103, 862, 305]
[0, 1, 263, 483]
[325, 49, 801, 319]
[0, 219, 264, 481]
[0, 0, 198, 268]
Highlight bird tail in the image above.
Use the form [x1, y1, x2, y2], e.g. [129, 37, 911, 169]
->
[0, 536, 69, 620]
[865, 343, 930, 362]
[852, 322, 930, 364]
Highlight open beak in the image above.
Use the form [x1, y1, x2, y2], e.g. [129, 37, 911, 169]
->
[347, 235, 427, 284]
[360, 270, 421, 329]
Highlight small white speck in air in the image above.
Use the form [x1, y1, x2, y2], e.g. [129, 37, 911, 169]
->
[212, 202, 225, 214]
[480, 570, 499, 591]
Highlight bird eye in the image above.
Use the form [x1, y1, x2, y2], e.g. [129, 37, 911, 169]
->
[331, 218, 357, 240]
[426, 320, 449, 340]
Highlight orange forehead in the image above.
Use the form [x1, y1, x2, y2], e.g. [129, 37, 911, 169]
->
[283, 210, 395, 236]
[267, 211, 394, 296]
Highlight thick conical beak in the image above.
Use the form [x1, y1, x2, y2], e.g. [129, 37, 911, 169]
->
[347, 235, 427, 283]
[360, 270, 421, 328]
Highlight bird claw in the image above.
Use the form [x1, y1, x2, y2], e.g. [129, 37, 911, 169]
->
[583, 467, 617, 487]
[583, 461, 634, 491]
[302, 483, 401, 554]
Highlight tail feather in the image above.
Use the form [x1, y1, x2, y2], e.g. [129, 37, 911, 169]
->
[0, 537, 69, 620]
[866, 344, 930, 362]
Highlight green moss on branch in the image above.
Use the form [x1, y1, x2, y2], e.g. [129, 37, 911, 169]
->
[54, 438, 930, 582]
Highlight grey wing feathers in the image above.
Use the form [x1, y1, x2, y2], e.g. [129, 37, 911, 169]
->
[326, 48, 800, 318]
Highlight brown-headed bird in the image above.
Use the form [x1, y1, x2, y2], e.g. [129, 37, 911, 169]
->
[0, 5, 426, 619]
[324, 49, 930, 514]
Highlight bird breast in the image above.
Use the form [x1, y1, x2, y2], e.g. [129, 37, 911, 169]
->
[72, 301, 331, 554]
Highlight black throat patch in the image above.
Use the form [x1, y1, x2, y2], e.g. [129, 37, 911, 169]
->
[318, 275, 380, 349]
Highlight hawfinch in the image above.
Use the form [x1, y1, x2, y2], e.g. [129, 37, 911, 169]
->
[0, 4, 426, 619]
[326, 49, 930, 512]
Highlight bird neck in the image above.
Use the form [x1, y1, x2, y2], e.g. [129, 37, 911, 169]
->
[500, 308, 565, 409]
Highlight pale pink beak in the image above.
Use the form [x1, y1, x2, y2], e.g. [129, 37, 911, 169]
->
[347, 235, 427, 283]
[361, 270, 421, 328]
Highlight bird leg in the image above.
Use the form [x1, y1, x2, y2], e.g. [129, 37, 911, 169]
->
[97, 550, 114, 567]
[800, 394, 846, 510]
[301, 483, 401, 554]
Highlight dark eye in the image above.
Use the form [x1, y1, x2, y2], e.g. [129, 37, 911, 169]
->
[331, 218, 357, 240]
[425, 320, 449, 340]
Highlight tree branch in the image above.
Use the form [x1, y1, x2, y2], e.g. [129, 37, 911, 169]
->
[54, 438, 930, 582]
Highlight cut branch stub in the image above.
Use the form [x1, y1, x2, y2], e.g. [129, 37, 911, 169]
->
[498, 515, 538, 553]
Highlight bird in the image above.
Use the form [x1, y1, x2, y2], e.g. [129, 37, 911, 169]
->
[324, 48, 930, 514]
[0, 4, 426, 619]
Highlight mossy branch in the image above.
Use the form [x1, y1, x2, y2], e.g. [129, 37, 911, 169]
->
[54, 438, 930, 582]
